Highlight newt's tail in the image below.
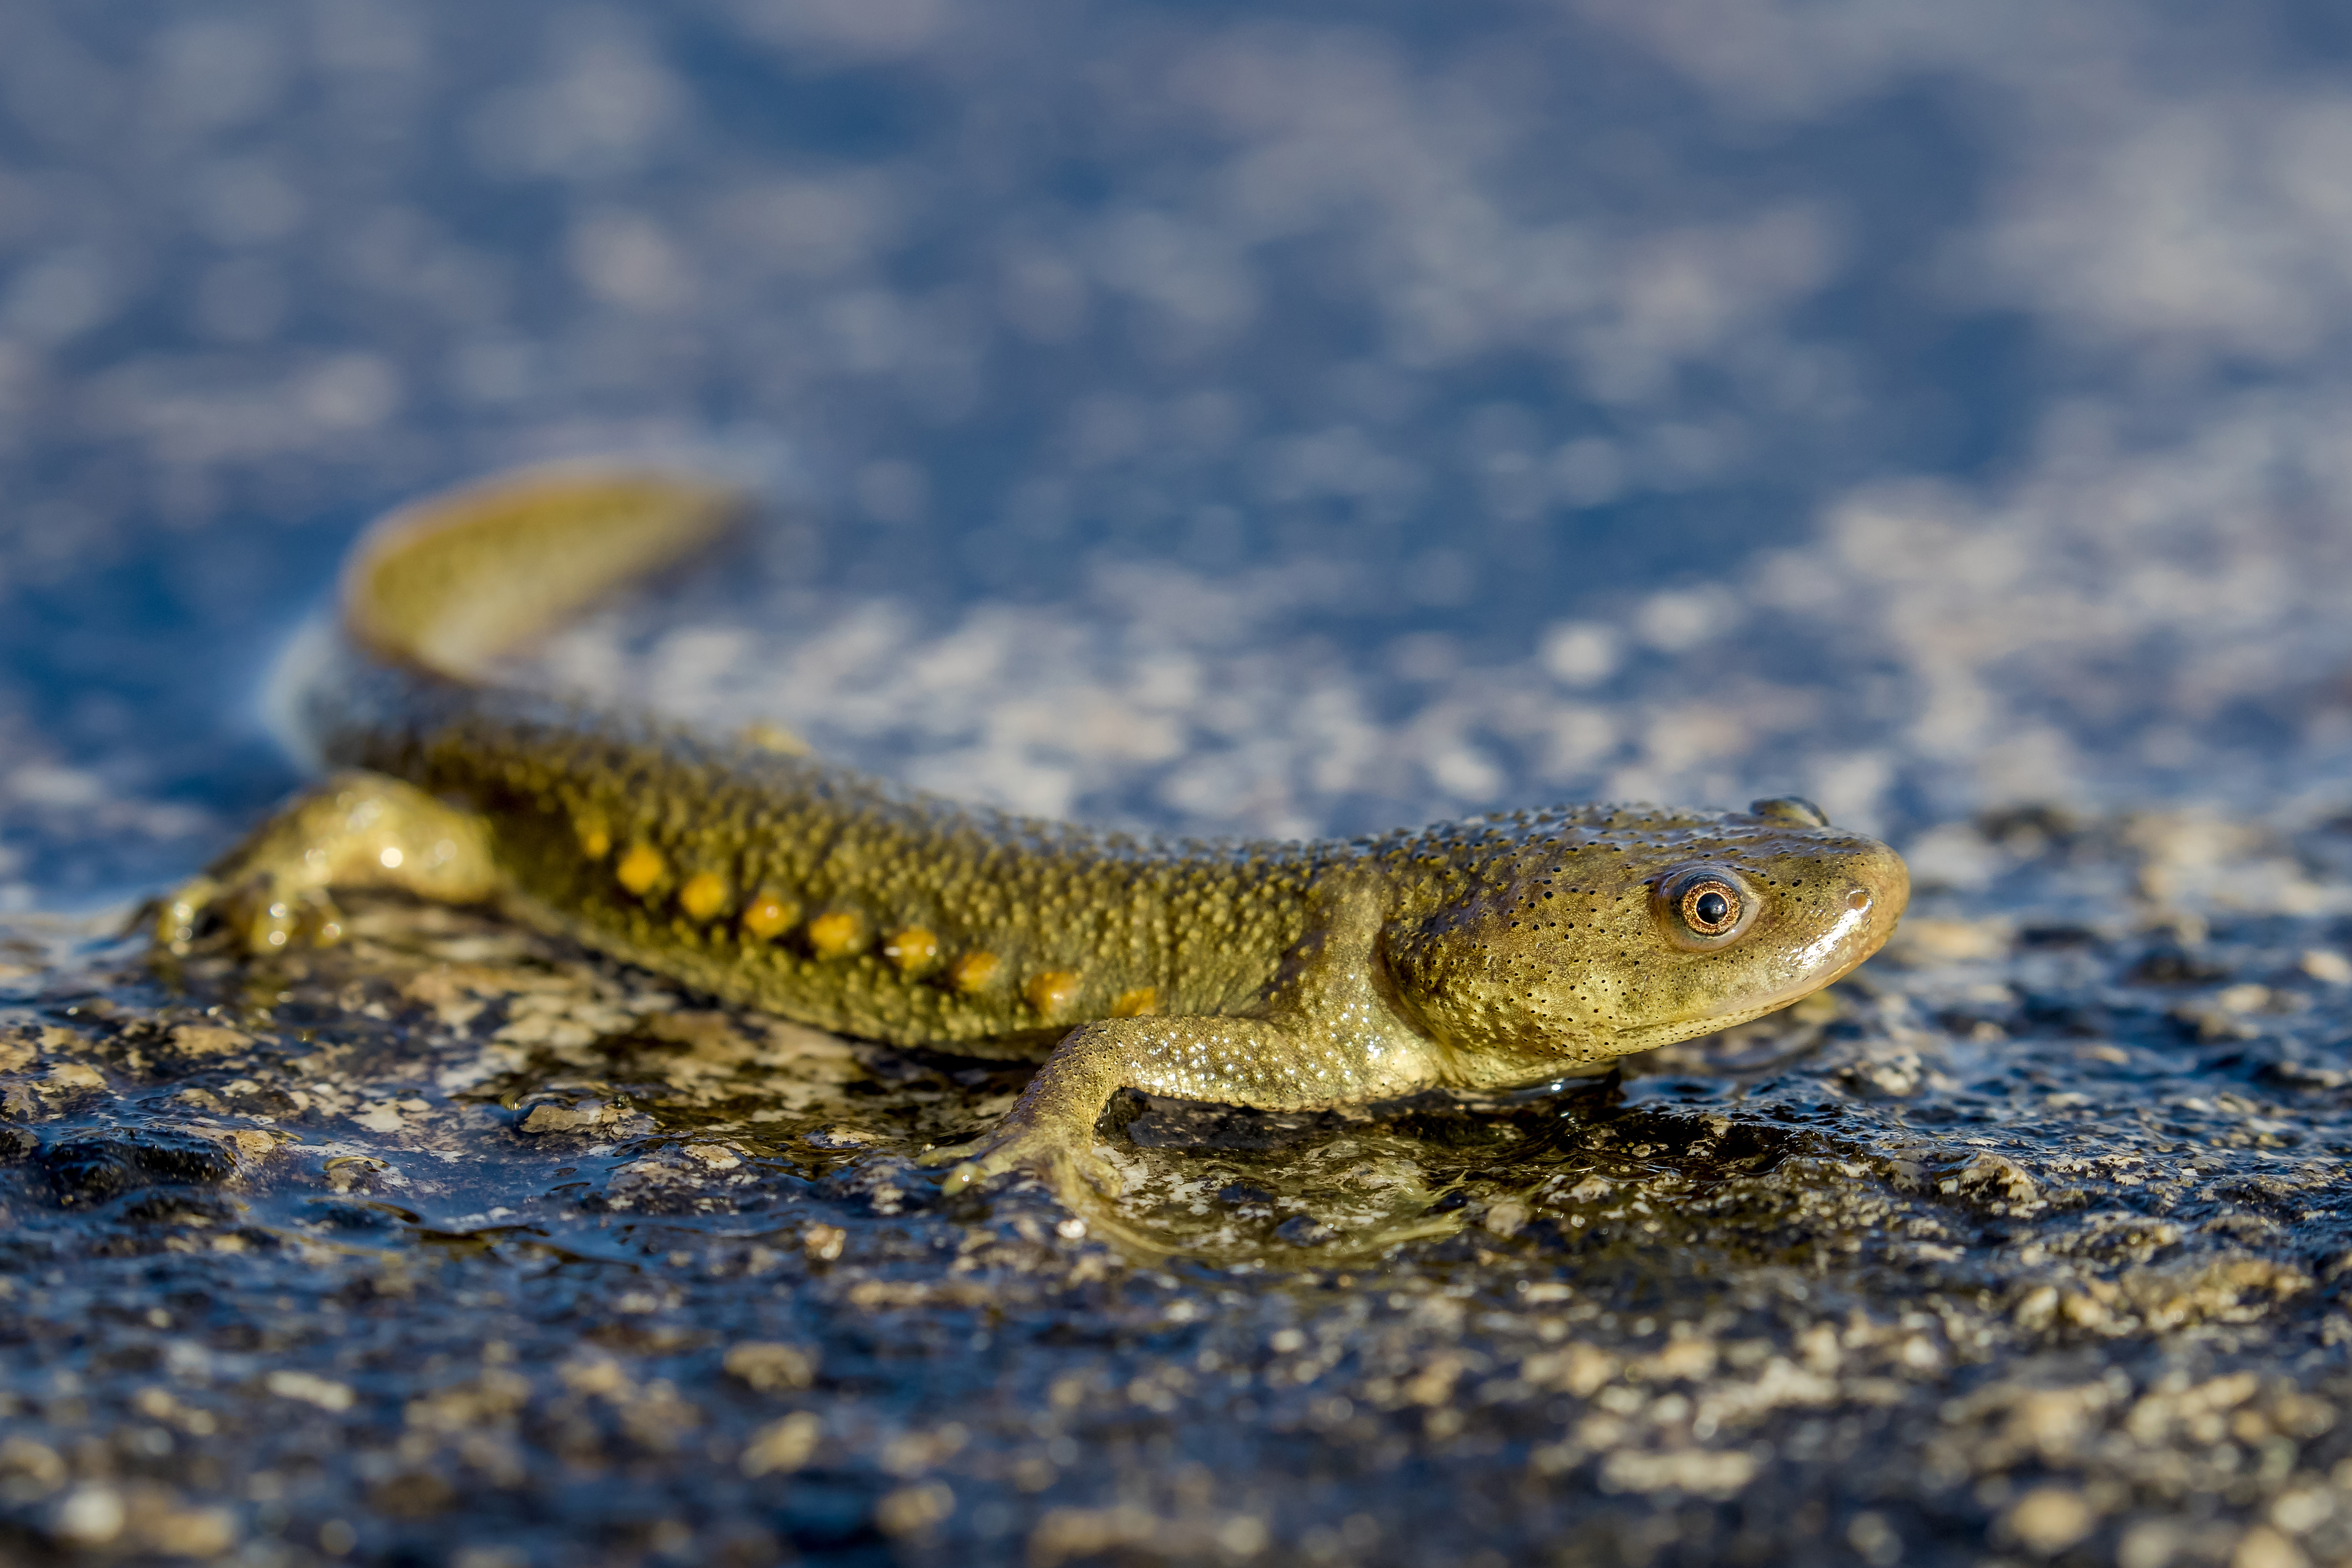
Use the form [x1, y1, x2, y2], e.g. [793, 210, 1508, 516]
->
[341, 464, 745, 680]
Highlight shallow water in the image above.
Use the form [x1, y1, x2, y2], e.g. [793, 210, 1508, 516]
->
[10, 1, 2352, 1564]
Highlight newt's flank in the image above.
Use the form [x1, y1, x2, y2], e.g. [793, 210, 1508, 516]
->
[159, 467, 1909, 1203]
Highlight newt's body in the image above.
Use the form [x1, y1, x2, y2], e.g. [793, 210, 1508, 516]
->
[164, 467, 1909, 1199]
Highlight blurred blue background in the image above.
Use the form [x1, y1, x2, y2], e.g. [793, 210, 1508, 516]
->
[5, 0, 2352, 907]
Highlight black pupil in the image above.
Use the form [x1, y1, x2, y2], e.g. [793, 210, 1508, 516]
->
[1693, 890, 1730, 927]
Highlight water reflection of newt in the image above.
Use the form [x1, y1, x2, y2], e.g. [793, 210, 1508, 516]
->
[158, 466, 1908, 1204]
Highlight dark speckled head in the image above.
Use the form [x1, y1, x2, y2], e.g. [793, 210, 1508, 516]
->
[1380, 798, 1909, 1074]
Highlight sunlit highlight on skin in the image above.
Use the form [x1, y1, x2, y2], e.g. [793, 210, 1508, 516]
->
[1795, 897, 1870, 975]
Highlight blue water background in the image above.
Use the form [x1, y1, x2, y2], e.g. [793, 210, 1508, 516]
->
[4, 0, 2352, 905]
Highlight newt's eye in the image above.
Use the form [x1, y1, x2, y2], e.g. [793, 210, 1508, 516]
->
[1658, 864, 1755, 946]
[1685, 883, 1737, 933]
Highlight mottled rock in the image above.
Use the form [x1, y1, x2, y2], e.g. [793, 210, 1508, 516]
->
[39, 1125, 238, 1206]
[7, 803, 2352, 1567]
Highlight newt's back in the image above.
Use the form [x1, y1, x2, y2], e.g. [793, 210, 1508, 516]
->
[289, 466, 1323, 1054]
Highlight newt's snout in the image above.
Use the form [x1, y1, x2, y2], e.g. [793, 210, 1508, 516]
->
[1674, 827, 1909, 1039]
[1847, 840, 1911, 968]
[1800, 838, 1910, 985]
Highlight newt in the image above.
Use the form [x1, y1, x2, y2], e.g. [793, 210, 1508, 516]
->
[159, 465, 1910, 1201]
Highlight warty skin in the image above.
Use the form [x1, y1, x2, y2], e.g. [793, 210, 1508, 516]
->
[159, 467, 1911, 1203]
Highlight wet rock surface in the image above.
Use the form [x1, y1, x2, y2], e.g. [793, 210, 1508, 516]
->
[10, 3, 2352, 1564]
[4, 806, 2352, 1566]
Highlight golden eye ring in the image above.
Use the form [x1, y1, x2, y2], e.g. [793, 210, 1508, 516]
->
[1679, 880, 1741, 936]
[1656, 864, 1756, 947]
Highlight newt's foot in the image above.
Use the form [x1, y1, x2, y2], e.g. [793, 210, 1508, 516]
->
[919, 1121, 1122, 1204]
[155, 872, 348, 956]
[152, 772, 503, 959]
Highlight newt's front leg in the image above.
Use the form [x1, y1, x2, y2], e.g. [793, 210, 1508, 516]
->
[920, 1010, 1441, 1203]
[157, 770, 505, 954]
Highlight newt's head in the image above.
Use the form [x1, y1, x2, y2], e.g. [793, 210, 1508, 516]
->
[1381, 798, 1908, 1073]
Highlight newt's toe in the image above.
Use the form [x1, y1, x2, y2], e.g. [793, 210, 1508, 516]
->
[935, 1157, 992, 1197]
[921, 1125, 1119, 1202]
[154, 876, 223, 951]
